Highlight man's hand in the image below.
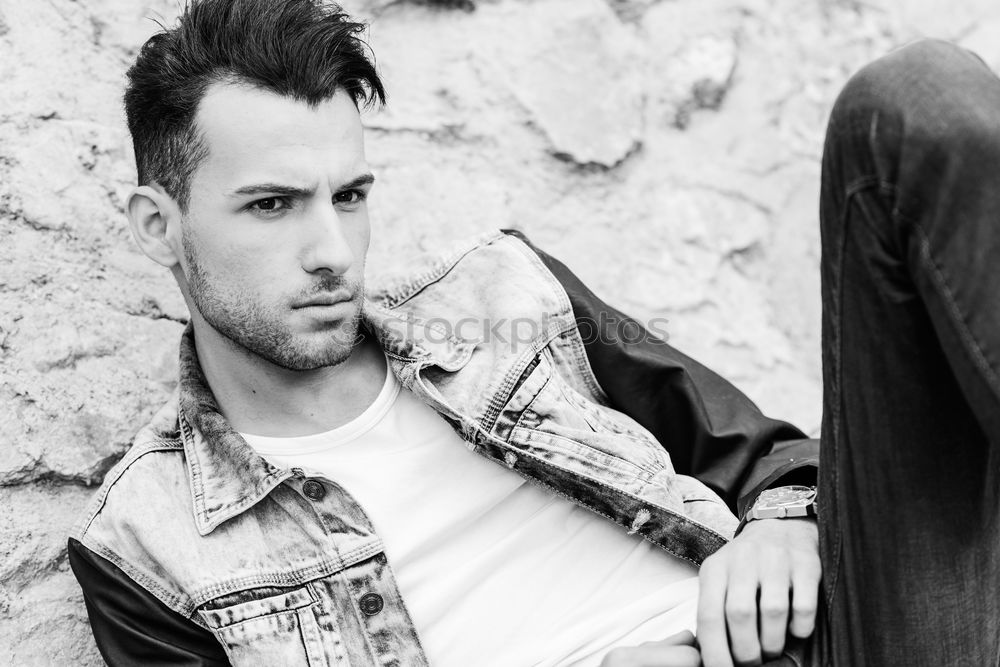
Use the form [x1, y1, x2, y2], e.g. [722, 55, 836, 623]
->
[697, 517, 820, 667]
[599, 630, 701, 667]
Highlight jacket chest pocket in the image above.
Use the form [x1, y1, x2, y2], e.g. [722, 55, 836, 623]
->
[198, 587, 333, 666]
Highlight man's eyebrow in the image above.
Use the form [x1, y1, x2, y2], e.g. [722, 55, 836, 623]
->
[337, 173, 375, 191]
[228, 183, 314, 198]
[227, 174, 374, 198]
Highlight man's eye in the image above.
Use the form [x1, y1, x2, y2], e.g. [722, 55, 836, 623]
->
[249, 197, 289, 214]
[334, 190, 367, 206]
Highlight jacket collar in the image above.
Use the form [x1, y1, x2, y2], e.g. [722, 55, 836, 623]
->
[178, 325, 293, 536]
[178, 301, 477, 535]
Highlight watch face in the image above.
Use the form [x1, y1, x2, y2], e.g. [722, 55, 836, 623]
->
[759, 485, 816, 507]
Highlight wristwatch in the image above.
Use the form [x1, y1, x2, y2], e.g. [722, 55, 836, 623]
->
[746, 485, 818, 521]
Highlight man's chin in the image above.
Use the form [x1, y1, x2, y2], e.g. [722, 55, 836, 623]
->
[199, 303, 364, 371]
[265, 322, 363, 371]
[258, 341, 357, 372]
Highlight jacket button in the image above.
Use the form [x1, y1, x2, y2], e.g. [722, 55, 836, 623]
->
[358, 592, 384, 616]
[302, 479, 326, 501]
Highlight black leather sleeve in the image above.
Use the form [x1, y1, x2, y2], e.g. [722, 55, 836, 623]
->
[507, 229, 819, 518]
[68, 538, 230, 666]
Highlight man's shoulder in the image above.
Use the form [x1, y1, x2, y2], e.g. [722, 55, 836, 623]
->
[368, 229, 547, 301]
[368, 228, 568, 322]
[72, 394, 192, 551]
[68, 394, 200, 615]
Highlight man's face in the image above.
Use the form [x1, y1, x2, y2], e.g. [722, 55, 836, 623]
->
[178, 82, 373, 371]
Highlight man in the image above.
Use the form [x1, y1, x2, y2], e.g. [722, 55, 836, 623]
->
[68, 1, 821, 664]
[67, 1, 1000, 666]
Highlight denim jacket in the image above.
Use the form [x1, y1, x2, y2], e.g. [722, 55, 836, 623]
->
[70, 230, 818, 666]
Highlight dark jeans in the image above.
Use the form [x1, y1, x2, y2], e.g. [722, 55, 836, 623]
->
[786, 39, 1000, 666]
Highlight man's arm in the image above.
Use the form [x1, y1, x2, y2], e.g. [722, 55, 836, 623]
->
[509, 229, 819, 512]
[68, 538, 230, 666]
[510, 231, 821, 666]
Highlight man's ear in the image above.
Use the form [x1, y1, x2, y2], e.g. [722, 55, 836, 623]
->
[127, 184, 183, 268]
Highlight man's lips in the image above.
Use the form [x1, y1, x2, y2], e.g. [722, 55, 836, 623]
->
[291, 289, 353, 309]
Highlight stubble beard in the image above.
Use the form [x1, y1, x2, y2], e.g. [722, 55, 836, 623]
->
[182, 233, 364, 372]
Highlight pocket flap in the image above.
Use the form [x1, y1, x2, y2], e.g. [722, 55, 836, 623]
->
[198, 588, 314, 629]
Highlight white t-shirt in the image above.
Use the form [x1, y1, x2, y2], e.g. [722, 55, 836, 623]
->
[242, 359, 700, 667]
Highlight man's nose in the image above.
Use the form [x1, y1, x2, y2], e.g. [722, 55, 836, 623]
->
[301, 204, 355, 275]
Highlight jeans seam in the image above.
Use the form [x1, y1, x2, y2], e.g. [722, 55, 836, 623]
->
[910, 219, 1000, 402]
[821, 181, 862, 613]
[822, 175, 889, 642]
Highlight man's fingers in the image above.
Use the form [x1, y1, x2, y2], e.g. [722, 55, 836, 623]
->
[601, 645, 701, 667]
[697, 557, 734, 667]
[757, 558, 791, 659]
[698, 520, 820, 667]
[599, 631, 701, 667]
[662, 630, 698, 647]
[788, 557, 821, 638]
[724, 562, 763, 667]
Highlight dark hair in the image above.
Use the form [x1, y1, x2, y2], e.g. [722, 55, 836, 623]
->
[124, 0, 386, 209]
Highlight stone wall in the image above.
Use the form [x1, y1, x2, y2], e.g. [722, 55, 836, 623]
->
[1, 0, 997, 662]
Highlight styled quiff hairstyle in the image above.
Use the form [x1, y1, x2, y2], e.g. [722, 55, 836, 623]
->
[124, 0, 386, 210]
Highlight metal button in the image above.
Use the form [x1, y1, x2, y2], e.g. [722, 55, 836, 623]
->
[302, 479, 326, 501]
[358, 592, 384, 616]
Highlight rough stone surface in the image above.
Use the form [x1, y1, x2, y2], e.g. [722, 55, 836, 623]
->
[489, 0, 644, 166]
[0, 484, 102, 665]
[2, 0, 998, 662]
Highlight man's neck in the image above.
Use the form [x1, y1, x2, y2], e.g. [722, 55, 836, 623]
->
[192, 322, 387, 438]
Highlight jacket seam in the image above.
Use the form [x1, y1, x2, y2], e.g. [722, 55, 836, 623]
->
[378, 230, 506, 309]
[77, 535, 386, 620]
[76, 534, 194, 619]
[74, 439, 183, 539]
[186, 539, 385, 610]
